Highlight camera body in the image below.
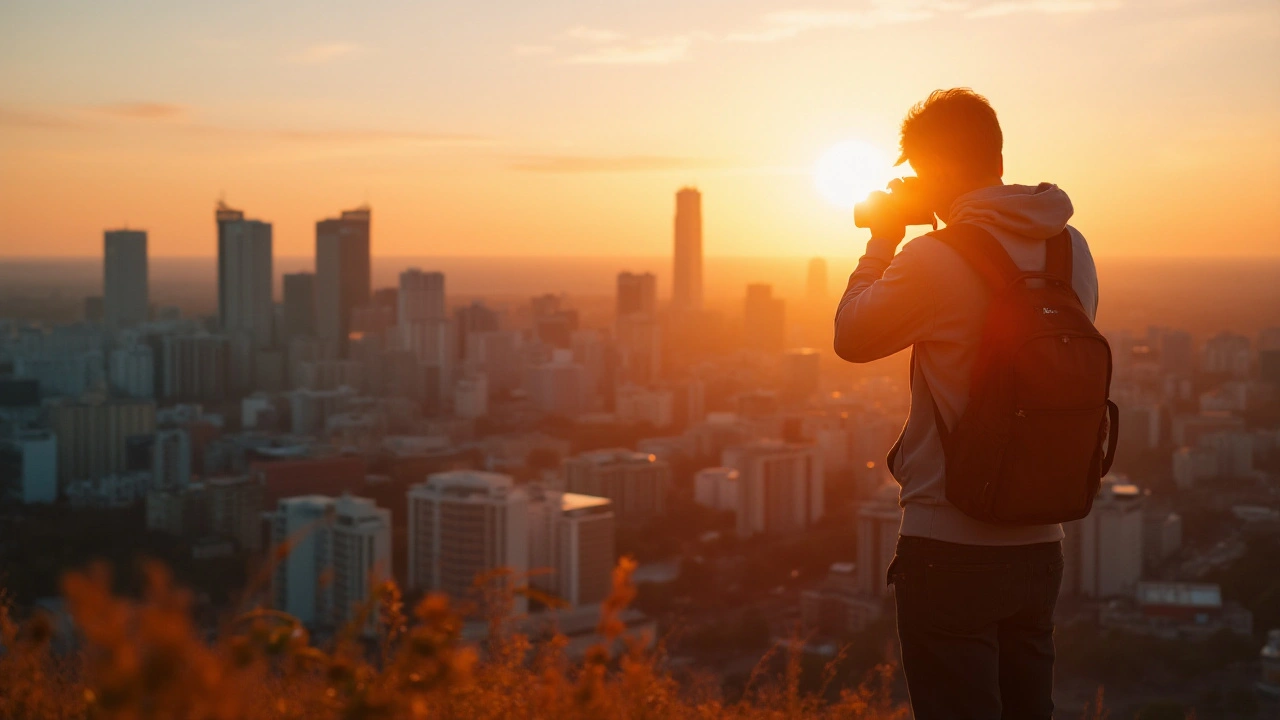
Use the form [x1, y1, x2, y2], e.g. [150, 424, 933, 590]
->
[853, 177, 936, 230]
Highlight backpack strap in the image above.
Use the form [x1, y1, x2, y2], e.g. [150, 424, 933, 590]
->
[929, 223, 1023, 290]
[1045, 228, 1073, 285]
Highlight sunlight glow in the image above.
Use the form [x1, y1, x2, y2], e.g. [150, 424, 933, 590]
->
[813, 140, 893, 210]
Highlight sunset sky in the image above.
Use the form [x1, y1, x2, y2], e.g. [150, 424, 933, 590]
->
[1, 0, 1277, 259]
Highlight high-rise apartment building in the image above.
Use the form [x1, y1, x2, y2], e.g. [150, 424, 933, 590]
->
[1063, 475, 1145, 598]
[617, 272, 657, 318]
[216, 210, 274, 349]
[282, 272, 316, 341]
[672, 187, 703, 312]
[208, 475, 265, 552]
[47, 396, 156, 490]
[744, 284, 786, 353]
[407, 471, 530, 614]
[103, 229, 148, 329]
[562, 449, 668, 522]
[152, 428, 191, 490]
[316, 207, 372, 358]
[722, 440, 824, 538]
[527, 487, 616, 608]
[271, 494, 391, 629]
[399, 269, 446, 324]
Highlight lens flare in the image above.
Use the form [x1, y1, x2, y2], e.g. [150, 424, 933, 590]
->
[813, 140, 892, 210]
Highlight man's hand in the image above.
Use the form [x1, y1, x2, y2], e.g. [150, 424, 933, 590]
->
[862, 178, 911, 246]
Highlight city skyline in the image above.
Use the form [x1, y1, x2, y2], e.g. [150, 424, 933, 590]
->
[1, 1, 1277, 259]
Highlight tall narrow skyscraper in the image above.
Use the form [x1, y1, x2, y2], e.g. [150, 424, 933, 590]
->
[216, 201, 245, 328]
[218, 217, 274, 348]
[103, 229, 148, 328]
[673, 187, 703, 312]
[398, 269, 446, 324]
[316, 207, 372, 358]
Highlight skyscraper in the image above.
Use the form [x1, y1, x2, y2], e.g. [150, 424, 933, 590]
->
[399, 269, 446, 325]
[104, 229, 148, 329]
[282, 272, 316, 341]
[527, 487, 616, 608]
[673, 187, 703, 312]
[562, 449, 668, 522]
[316, 207, 372, 358]
[722, 440, 824, 538]
[616, 272, 657, 318]
[217, 213, 274, 348]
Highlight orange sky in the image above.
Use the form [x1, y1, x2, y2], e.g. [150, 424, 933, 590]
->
[1, 0, 1277, 259]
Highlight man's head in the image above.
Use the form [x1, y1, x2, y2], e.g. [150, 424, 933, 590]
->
[898, 88, 1004, 221]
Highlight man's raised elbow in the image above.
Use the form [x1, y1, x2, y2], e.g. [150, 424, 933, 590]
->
[833, 333, 874, 364]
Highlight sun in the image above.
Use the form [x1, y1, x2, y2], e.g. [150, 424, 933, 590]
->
[813, 140, 892, 210]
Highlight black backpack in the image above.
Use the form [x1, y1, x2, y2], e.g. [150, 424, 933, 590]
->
[893, 223, 1119, 525]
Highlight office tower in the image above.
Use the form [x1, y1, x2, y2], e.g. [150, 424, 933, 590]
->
[528, 487, 616, 608]
[103, 229, 148, 329]
[783, 348, 821, 403]
[156, 333, 229, 403]
[282, 272, 316, 341]
[465, 330, 521, 396]
[806, 258, 828, 303]
[407, 471, 530, 613]
[316, 207, 372, 358]
[108, 343, 155, 398]
[454, 375, 488, 419]
[1062, 475, 1144, 598]
[272, 494, 391, 628]
[527, 350, 586, 418]
[399, 269, 446, 325]
[562, 449, 668, 522]
[722, 440, 824, 538]
[1201, 332, 1251, 378]
[0, 430, 58, 504]
[455, 301, 501, 361]
[531, 296, 579, 350]
[614, 385, 674, 427]
[744, 284, 786, 353]
[617, 272, 657, 318]
[152, 428, 191, 490]
[47, 396, 157, 490]
[693, 467, 739, 512]
[218, 214, 274, 349]
[616, 315, 661, 386]
[856, 484, 902, 598]
[672, 187, 703, 312]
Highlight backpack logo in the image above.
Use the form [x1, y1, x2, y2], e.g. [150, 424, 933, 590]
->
[1041, 307, 1060, 315]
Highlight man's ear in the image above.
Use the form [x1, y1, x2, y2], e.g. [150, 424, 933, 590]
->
[998, 154, 1004, 179]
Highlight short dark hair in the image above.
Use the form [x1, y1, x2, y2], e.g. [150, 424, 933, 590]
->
[898, 88, 1002, 178]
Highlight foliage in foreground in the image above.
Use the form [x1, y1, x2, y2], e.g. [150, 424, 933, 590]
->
[0, 558, 909, 720]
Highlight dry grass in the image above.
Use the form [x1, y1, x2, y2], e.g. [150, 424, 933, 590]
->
[0, 558, 910, 720]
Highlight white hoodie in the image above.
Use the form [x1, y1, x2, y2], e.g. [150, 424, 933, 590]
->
[834, 183, 1099, 546]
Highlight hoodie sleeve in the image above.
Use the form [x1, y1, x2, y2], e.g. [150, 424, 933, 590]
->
[833, 237, 937, 363]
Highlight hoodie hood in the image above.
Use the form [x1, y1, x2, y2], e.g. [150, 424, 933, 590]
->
[946, 183, 1074, 241]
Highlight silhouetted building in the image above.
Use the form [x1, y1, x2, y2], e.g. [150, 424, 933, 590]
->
[103, 229, 148, 329]
[744, 284, 785, 353]
[217, 215, 274, 349]
[282, 272, 316, 341]
[783, 348, 821, 403]
[617, 272, 657, 318]
[316, 207, 371, 358]
[673, 187, 703, 312]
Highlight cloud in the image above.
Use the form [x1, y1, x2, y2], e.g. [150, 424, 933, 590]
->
[967, 0, 1122, 18]
[565, 35, 695, 66]
[285, 42, 361, 66]
[511, 154, 725, 173]
[93, 102, 189, 120]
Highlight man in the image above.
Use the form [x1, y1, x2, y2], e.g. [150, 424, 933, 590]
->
[833, 88, 1099, 718]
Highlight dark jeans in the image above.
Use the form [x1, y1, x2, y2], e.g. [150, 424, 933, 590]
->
[888, 536, 1064, 720]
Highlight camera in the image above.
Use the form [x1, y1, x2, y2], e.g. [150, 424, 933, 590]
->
[853, 177, 935, 230]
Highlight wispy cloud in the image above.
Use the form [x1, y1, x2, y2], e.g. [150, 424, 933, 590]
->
[565, 35, 696, 66]
[526, 1, 1122, 63]
[93, 102, 188, 120]
[511, 154, 725, 173]
[285, 42, 361, 66]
